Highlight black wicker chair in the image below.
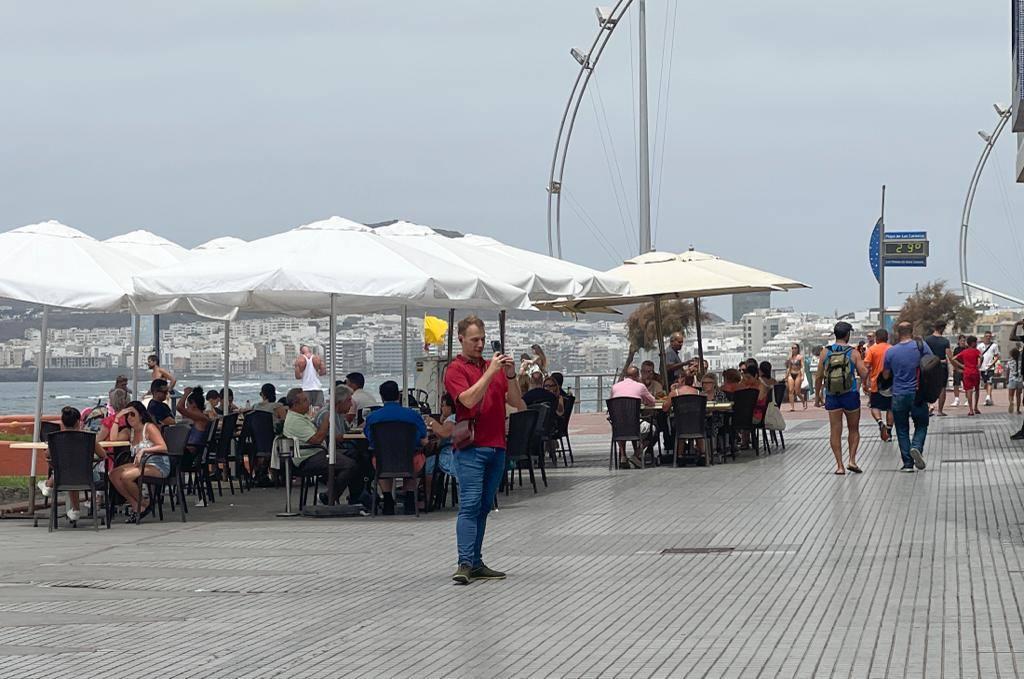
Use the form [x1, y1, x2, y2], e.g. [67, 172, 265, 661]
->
[45, 431, 104, 531]
[367, 420, 422, 517]
[240, 410, 276, 488]
[506, 408, 540, 494]
[554, 394, 576, 466]
[670, 394, 708, 466]
[606, 397, 643, 470]
[728, 389, 763, 455]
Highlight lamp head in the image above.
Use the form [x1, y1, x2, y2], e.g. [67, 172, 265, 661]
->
[570, 47, 591, 68]
[595, 6, 617, 27]
[994, 102, 1010, 116]
[978, 130, 993, 143]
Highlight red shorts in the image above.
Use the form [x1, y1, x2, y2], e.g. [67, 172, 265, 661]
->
[962, 372, 980, 391]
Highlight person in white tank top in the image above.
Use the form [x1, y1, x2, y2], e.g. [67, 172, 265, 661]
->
[295, 345, 326, 407]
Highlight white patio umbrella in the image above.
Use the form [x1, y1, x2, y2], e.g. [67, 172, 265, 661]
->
[538, 248, 810, 385]
[376, 221, 629, 302]
[105, 230, 191, 397]
[0, 220, 149, 510]
[134, 216, 527, 317]
[192, 236, 247, 253]
[133, 216, 529, 507]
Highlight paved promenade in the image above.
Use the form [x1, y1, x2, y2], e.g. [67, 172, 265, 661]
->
[2, 409, 1024, 678]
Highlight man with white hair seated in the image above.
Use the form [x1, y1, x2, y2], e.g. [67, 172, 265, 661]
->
[282, 387, 360, 506]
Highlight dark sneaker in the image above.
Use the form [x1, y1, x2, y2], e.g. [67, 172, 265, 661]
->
[900, 465, 916, 473]
[452, 564, 472, 585]
[1011, 430, 1024, 441]
[469, 564, 506, 580]
[910, 448, 926, 470]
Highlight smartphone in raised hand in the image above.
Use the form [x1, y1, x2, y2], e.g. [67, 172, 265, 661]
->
[491, 340, 503, 355]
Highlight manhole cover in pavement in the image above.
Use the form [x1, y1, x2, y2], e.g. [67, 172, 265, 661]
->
[661, 547, 734, 555]
[942, 458, 985, 464]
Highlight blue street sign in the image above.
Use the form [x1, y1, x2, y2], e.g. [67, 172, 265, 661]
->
[886, 258, 928, 267]
[885, 230, 927, 241]
[869, 219, 881, 282]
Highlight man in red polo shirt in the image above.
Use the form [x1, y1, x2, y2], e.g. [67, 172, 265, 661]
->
[444, 314, 525, 585]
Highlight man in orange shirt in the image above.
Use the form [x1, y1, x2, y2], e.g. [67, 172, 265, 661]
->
[863, 327, 893, 442]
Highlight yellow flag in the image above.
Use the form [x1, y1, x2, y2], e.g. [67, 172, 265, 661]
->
[423, 315, 449, 345]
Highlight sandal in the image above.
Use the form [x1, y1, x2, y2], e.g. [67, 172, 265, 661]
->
[846, 464, 862, 473]
[834, 470, 846, 475]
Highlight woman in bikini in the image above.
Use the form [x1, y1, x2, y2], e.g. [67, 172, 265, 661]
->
[785, 343, 806, 412]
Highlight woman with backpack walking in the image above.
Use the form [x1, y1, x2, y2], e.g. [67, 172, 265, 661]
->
[815, 322, 869, 475]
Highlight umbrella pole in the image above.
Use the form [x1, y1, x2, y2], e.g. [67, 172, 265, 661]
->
[401, 306, 409, 407]
[327, 294, 337, 505]
[653, 296, 669, 388]
[446, 309, 454, 364]
[499, 310, 507, 352]
[222, 320, 231, 492]
[131, 314, 140, 399]
[28, 305, 48, 512]
[444, 308, 454, 410]
[694, 297, 705, 378]
[154, 314, 161, 359]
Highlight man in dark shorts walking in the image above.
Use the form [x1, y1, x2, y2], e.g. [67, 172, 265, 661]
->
[923, 320, 954, 416]
[815, 322, 869, 475]
[863, 327, 893, 441]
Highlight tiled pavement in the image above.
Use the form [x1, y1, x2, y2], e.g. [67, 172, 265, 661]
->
[2, 411, 1024, 678]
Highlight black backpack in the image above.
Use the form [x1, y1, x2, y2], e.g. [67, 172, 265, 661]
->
[916, 339, 945, 403]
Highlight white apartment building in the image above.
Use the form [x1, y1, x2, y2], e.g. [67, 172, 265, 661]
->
[741, 310, 791, 356]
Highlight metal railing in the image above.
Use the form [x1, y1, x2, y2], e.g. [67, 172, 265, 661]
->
[567, 373, 620, 413]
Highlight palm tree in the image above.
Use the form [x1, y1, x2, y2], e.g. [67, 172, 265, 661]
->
[622, 299, 708, 374]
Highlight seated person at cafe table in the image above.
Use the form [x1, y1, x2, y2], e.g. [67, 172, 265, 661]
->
[146, 378, 176, 426]
[424, 393, 457, 500]
[344, 372, 380, 423]
[37, 406, 109, 523]
[282, 388, 360, 506]
[720, 368, 743, 394]
[640, 360, 665, 397]
[314, 383, 371, 505]
[522, 367, 565, 417]
[108, 401, 169, 522]
[364, 380, 428, 515]
[610, 365, 657, 469]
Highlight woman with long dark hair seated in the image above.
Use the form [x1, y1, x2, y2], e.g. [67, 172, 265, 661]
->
[108, 401, 168, 522]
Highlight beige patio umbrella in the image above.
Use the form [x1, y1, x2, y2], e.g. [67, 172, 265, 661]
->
[537, 248, 810, 385]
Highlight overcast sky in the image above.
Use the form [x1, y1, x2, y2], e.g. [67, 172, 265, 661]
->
[1, 1, 1022, 317]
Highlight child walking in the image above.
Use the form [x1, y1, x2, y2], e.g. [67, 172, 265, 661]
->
[952, 336, 982, 416]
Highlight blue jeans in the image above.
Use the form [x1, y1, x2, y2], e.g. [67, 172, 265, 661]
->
[453, 446, 505, 567]
[891, 394, 929, 467]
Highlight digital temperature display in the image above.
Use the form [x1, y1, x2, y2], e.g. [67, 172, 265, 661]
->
[883, 240, 928, 257]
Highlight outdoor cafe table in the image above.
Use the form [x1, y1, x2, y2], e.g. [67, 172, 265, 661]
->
[8, 440, 131, 516]
[641, 401, 734, 414]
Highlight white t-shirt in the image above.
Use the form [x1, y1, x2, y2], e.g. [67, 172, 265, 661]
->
[349, 389, 380, 418]
[979, 342, 1000, 371]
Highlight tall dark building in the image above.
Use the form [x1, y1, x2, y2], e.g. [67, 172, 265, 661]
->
[732, 292, 771, 324]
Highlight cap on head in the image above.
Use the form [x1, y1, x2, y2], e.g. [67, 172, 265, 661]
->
[833, 321, 853, 341]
